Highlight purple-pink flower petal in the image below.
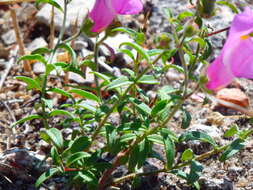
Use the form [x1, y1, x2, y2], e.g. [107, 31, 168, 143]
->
[89, 0, 143, 33]
[206, 8, 253, 90]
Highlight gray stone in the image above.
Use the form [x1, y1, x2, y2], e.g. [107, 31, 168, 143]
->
[36, 0, 95, 34]
[1, 30, 16, 45]
[33, 62, 45, 74]
[27, 37, 48, 52]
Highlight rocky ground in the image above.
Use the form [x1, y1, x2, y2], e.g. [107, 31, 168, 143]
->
[1, 0, 253, 190]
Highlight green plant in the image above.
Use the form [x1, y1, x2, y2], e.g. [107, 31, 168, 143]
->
[12, 0, 253, 189]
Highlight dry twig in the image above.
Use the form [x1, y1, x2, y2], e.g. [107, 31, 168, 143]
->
[0, 0, 35, 5]
[10, 6, 33, 74]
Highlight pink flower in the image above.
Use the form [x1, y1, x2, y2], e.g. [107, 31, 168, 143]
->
[89, 0, 143, 33]
[206, 7, 253, 90]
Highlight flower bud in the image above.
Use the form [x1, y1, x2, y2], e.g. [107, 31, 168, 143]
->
[184, 21, 199, 37]
[155, 33, 171, 49]
[81, 18, 98, 37]
[197, 0, 216, 18]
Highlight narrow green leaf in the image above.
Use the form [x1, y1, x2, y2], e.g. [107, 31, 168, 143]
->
[147, 134, 163, 145]
[120, 133, 136, 143]
[69, 89, 100, 102]
[51, 147, 61, 165]
[128, 145, 139, 171]
[107, 76, 133, 90]
[137, 139, 150, 168]
[120, 42, 150, 63]
[129, 98, 151, 116]
[11, 114, 42, 127]
[35, 168, 60, 187]
[181, 110, 191, 129]
[137, 75, 159, 85]
[151, 100, 168, 117]
[161, 133, 175, 169]
[46, 128, 64, 150]
[31, 47, 52, 55]
[15, 76, 41, 91]
[56, 43, 77, 65]
[187, 160, 203, 184]
[220, 139, 245, 161]
[48, 88, 73, 99]
[17, 54, 47, 65]
[70, 136, 91, 153]
[36, 0, 62, 11]
[179, 131, 217, 147]
[66, 152, 90, 167]
[120, 49, 136, 62]
[217, 1, 239, 13]
[49, 110, 74, 118]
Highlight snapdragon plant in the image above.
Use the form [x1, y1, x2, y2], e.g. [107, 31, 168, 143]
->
[12, 0, 253, 189]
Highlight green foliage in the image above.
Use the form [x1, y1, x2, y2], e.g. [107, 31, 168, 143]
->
[12, 1, 251, 189]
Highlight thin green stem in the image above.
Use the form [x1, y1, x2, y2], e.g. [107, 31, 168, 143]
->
[109, 143, 229, 187]
[41, 0, 68, 129]
[93, 35, 108, 102]
[88, 53, 164, 151]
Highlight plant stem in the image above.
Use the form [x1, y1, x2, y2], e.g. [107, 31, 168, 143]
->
[41, 0, 68, 129]
[93, 35, 107, 101]
[206, 26, 230, 37]
[110, 143, 228, 187]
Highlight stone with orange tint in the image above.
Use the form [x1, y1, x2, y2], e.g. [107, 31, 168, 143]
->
[216, 88, 249, 108]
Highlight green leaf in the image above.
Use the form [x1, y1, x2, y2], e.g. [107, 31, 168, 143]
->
[15, 76, 41, 91]
[120, 42, 150, 63]
[120, 133, 136, 143]
[179, 131, 217, 147]
[220, 139, 245, 161]
[45, 63, 56, 75]
[128, 145, 139, 171]
[107, 76, 133, 90]
[120, 49, 136, 62]
[112, 27, 145, 44]
[36, 0, 63, 11]
[70, 136, 91, 153]
[181, 148, 194, 161]
[151, 100, 168, 117]
[78, 170, 98, 185]
[92, 72, 110, 85]
[137, 75, 159, 85]
[17, 54, 47, 65]
[31, 47, 52, 55]
[46, 128, 64, 150]
[147, 134, 164, 145]
[161, 132, 175, 169]
[69, 89, 100, 102]
[49, 110, 74, 118]
[66, 152, 90, 167]
[181, 110, 191, 129]
[11, 114, 42, 128]
[129, 98, 151, 116]
[122, 68, 135, 78]
[217, 1, 239, 13]
[177, 11, 194, 20]
[48, 88, 73, 99]
[137, 139, 150, 168]
[224, 124, 238, 138]
[51, 147, 61, 165]
[35, 168, 60, 187]
[187, 160, 203, 184]
[56, 43, 77, 65]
